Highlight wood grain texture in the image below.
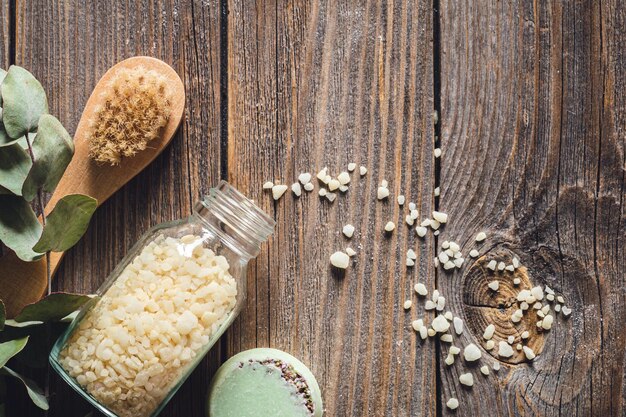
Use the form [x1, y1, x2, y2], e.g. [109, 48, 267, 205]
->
[0, 0, 8, 67]
[227, 1, 436, 416]
[8, 1, 222, 416]
[438, 0, 625, 415]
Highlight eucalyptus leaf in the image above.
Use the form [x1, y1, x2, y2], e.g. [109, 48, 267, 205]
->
[0, 196, 43, 261]
[1, 367, 48, 410]
[32, 195, 97, 253]
[21, 115, 74, 201]
[13, 293, 92, 323]
[0, 301, 5, 331]
[0, 143, 32, 195]
[0, 66, 48, 139]
[0, 337, 28, 368]
[0, 68, 6, 106]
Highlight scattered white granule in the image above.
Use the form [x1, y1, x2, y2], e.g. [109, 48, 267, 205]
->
[434, 187, 440, 197]
[541, 314, 554, 330]
[272, 185, 288, 200]
[480, 365, 490, 376]
[304, 182, 314, 191]
[492, 362, 501, 371]
[342, 224, 355, 238]
[384, 222, 395, 232]
[523, 346, 536, 360]
[346, 247, 357, 257]
[507, 335, 515, 344]
[339, 185, 349, 193]
[397, 195, 405, 205]
[348, 162, 357, 172]
[407, 249, 417, 260]
[403, 300, 412, 310]
[330, 251, 350, 269]
[469, 249, 479, 258]
[298, 173, 312, 184]
[487, 260, 497, 270]
[459, 373, 474, 387]
[415, 226, 427, 237]
[512, 257, 520, 268]
[406, 258, 415, 267]
[432, 211, 448, 224]
[326, 192, 337, 203]
[316, 167, 328, 182]
[337, 172, 351, 185]
[453, 317, 464, 335]
[449, 346, 461, 355]
[463, 343, 482, 362]
[291, 183, 302, 197]
[263, 181, 274, 189]
[562, 306, 572, 316]
[444, 354, 455, 366]
[441, 334, 453, 343]
[483, 324, 495, 340]
[359, 166, 367, 176]
[498, 341, 514, 358]
[415, 283, 428, 296]
[377, 187, 390, 200]
[475, 232, 487, 242]
[446, 398, 459, 410]
[488, 281, 500, 291]
[328, 179, 340, 191]
[432, 315, 450, 333]
[513, 278, 521, 285]
[318, 188, 327, 197]
[434, 148, 442, 158]
[485, 340, 495, 350]
[497, 261, 506, 271]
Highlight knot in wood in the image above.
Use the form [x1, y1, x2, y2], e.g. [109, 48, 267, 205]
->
[461, 247, 544, 365]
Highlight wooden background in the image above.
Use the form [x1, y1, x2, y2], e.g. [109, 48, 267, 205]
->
[1, 0, 624, 416]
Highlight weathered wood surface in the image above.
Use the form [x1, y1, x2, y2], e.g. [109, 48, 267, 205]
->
[227, 0, 436, 416]
[438, 0, 625, 415]
[2, 0, 624, 416]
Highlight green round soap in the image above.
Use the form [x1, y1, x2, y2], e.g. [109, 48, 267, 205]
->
[207, 348, 323, 417]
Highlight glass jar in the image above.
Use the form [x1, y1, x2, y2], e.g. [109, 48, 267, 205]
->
[50, 181, 274, 417]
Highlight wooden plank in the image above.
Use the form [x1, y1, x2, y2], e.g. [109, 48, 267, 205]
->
[10, 1, 222, 416]
[227, 1, 437, 415]
[0, 0, 8, 67]
[439, 0, 625, 415]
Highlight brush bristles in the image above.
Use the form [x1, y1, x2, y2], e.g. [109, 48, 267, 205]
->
[87, 66, 173, 165]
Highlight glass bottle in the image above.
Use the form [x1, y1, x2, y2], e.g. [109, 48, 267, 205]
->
[50, 181, 274, 417]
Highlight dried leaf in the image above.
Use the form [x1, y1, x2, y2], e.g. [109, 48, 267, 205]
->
[0, 337, 28, 368]
[0, 196, 43, 261]
[13, 293, 92, 323]
[0, 143, 32, 196]
[32, 194, 97, 253]
[0, 66, 48, 139]
[1, 367, 48, 410]
[21, 115, 74, 201]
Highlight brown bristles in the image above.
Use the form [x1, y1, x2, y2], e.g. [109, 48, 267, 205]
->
[87, 66, 173, 165]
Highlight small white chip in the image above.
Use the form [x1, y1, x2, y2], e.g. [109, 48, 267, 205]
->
[411, 320, 422, 332]
[425, 300, 436, 310]
[562, 306, 572, 316]
[407, 249, 417, 260]
[541, 314, 554, 330]
[546, 293, 555, 301]
[449, 346, 461, 355]
[443, 261, 455, 270]
[446, 398, 459, 410]
[453, 258, 464, 268]
[316, 167, 328, 181]
[480, 365, 490, 376]
[415, 283, 428, 296]
[403, 300, 412, 310]
[488, 281, 500, 291]
[298, 173, 312, 184]
[487, 260, 497, 270]
[434, 148, 442, 158]
[498, 341, 514, 358]
[459, 373, 474, 387]
[434, 187, 440, 197]
[359, 166, 367, 176]
[328, 179, 341, 191]
[384, 221, 396, 232]
[505, 265, 515, 272]
[444, 354, 455, 366]
[420, 327, 428, 339]
[339, 185, 348, 193]
[436, 296, 446, 311]
[441, 334, 453, 343]
[531, 286, 544, 301]
[348, 162, 357, 172]
[444, 311, 453, 321]
[326, 192, 337, 202]
[483, 324, 495, 340]
[492, 362, 501, 371]
[475, 232, 487, 242]
[405, 215, 415, 226]
[381, 179, 388, 188]
[272, 185, 289, 200]
[377, 187, 390, 200]
[263, 181, 274, 189]
[291, 183, 302, 197]
[346, 247, 356, 257]
[497, 262, 506, 271]
[513, 278, 521, 285]
[521, 331, 530, 339]
[432, 315, 450, 333]
[330, 251, 350, 269]
[397, 195, 405, 205]
[432, 211, 448, 224]
[516, 343, 523, 351]
[464, 343, 482, 362]
[304, 182, 314, 191]
[512, 257, 520, 268]
[415, 226, 427, 237]
[318, 188, 327, 197]
[523, 346, 536, 360]
[485, 340, 495, 350]
[557, 295, 565, 304]
[337, 172, 351, 185]
[408, 202, 417, 211]
[410, 209, 419, 220]
[507, 335, 515, 344]
[342, 224, 355, 238]
[469, 249, 479, 258]
[406, 258, 415, 267]
[427, 328, 436, 337]
[453, 317, 464, 335]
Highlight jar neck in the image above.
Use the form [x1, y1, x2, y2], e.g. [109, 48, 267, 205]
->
[193, 181, 275, 260]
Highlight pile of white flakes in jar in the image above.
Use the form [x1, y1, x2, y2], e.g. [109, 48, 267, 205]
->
[59, 234, 237, 417]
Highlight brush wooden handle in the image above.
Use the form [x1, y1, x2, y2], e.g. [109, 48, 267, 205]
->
[0, 57, 185, 317]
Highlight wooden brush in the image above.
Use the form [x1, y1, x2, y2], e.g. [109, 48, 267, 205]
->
[0, 57, 185, 317]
